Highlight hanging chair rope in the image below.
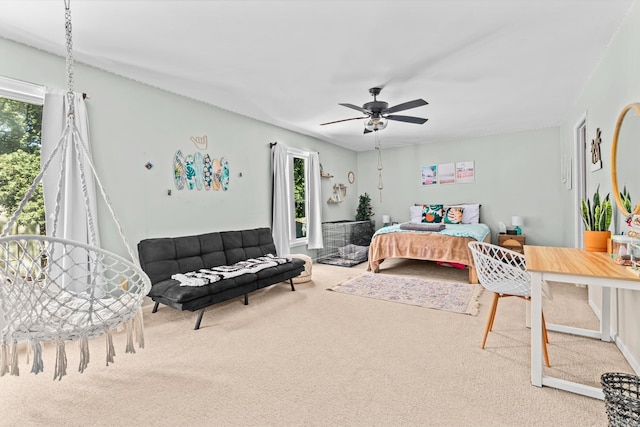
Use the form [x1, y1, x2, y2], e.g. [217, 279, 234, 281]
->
[0, 0, 150, 380]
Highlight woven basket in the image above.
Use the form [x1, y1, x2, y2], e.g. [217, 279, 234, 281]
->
[602, 372, 640, 426]
[291, 254, 312, 284]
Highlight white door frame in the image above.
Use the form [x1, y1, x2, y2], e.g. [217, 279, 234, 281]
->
[574, 114, 587, 248]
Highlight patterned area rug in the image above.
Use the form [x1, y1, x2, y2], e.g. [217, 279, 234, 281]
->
[329, 272, 482, 315]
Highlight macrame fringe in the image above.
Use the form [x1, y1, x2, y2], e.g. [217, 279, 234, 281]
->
[9, 341, 19, 376]
[78, 337, 90, 373]
[0, 342, 9, 377]
[30, 341, 44, 375]
[53, 340, 67, 381]
[125, 319, 135, 354]
[134, 309, 145, 349]
[0, 316, 146, 379]
[106, 331, 115, 366]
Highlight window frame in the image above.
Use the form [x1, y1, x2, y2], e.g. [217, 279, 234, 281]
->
[0, 75, 45, 106]
[287, 147, 309, 248]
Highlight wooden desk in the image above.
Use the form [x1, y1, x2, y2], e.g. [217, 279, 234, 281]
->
[524, 245, 640, 400]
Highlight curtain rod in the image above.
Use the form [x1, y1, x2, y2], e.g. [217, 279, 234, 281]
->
[269, 142, 318, 154]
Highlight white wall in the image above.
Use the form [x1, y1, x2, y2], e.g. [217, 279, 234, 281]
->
[558, 1, 640, 371]
[356, 127, 564, 247]
[0, 36, 359, 260]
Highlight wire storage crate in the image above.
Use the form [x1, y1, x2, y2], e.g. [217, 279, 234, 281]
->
[602, 372, 640, 426]
[317, 220, 375, 267]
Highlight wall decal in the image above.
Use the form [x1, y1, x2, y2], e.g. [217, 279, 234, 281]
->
[174, 150, 185, 190]
[194, 152, 203, 190]
[220, 157, 230, 191]
[203, 154, 212, 190]
[173, 150, 230, 191]
[590, 127, 603, 171]
[185, 154, 196, 190]
[190, 135, 208, 150]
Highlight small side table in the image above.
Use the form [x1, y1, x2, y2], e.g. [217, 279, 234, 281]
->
[498, 234, 526, 253]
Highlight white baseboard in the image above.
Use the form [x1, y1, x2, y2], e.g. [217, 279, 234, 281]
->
[613, 333, 640, 375]
[589, 296, 639, 375]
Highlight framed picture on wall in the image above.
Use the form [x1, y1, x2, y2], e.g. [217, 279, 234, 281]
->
[421, 165, 437, 185]
[438, 162, 455, 184]
[455, 161, 475, 184]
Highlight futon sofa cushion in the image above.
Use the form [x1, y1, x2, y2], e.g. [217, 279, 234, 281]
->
[137, 227, 305, 325]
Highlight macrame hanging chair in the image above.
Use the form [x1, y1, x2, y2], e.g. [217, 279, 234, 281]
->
[0, 0, 151, 380]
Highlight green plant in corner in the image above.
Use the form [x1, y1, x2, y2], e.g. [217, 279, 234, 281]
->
[355, 192, 374, 221]
[581, 185, 612, 231]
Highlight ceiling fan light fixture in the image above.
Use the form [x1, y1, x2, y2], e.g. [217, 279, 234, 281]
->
[364, 117, 388, 132]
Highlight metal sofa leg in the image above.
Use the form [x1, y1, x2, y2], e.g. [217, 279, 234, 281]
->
[244, 294, 249, 305]
[290, 278, 296, 292]
[152, 301, 159, 313]
[194, 308, 205, 330]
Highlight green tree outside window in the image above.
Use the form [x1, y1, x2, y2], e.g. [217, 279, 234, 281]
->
[0, 97, 45, 235]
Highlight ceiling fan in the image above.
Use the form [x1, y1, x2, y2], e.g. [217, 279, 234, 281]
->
[320, 87, 428, 134]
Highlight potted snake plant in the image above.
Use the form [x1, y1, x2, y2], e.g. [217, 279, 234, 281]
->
[581, 185, 612, 252]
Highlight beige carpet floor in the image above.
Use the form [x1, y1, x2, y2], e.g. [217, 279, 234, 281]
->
[0, 258, 634, 426]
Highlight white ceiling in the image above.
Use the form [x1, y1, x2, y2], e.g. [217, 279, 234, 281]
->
[0, 0, 635, 151]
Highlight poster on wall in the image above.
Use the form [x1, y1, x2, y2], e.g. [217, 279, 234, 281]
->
[438, 163, 455, 184]
[455, 161, 475, 184]
[421, 165, 437, 185]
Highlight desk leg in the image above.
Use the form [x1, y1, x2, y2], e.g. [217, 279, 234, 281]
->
[601, 286, 611, 342]
[531, 271, 543, 387]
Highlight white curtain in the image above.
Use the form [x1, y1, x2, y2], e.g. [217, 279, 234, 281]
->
[41, 89, 100, 294]
[307, 152, 323, 249]
[41, 89, 100, 246]
[271, 143, 290, 257]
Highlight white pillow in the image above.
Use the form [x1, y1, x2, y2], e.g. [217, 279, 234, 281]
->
[409, 206, 423, 223]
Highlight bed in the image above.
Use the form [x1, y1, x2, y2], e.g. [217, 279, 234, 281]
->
[367, 204, 491, 284]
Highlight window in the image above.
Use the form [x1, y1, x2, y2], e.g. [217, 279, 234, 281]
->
[288, 148, 309, 246]
[0, 76, 45, 236]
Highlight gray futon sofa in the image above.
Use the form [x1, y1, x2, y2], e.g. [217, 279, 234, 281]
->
[137, 227, 305, 329]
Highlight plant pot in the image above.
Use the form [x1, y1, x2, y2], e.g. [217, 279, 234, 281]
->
[584, 230, 611, 252]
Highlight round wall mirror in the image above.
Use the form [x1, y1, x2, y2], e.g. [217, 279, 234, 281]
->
[611, 103, 640, 220]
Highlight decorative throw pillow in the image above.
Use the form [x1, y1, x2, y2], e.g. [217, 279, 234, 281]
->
[444, 206, 464, 224]
[409, 206, 423, 223]
[445, 203, 480, 224]
[421, 204, 444, 223]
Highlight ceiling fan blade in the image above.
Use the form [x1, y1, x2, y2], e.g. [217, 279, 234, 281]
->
[363, 128, 373, 134]
[384, 99, 428, 114]
[385, 115, 428, 124]
[339, 103, 372, 115]
[320, 116, 366, 126]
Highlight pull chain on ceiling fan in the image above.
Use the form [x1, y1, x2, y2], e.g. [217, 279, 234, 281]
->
[320, 87, 428, 134]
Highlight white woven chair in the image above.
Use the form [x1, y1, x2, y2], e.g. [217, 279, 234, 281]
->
[468, 241, 550, 367]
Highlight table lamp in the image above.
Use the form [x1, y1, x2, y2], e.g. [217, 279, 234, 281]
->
[512, 216, 523, 235]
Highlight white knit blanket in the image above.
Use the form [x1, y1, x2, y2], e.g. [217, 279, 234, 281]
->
[172, 254, 292, 287]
